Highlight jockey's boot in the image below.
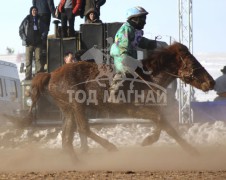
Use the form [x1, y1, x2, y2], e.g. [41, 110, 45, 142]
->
[107, 88, 119, 103]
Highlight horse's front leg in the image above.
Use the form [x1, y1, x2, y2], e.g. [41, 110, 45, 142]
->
[126, 106, 162, 146]
[73, 104, 118, 152]
[141, 126, 161, 146]
[160, 117, 199, 156]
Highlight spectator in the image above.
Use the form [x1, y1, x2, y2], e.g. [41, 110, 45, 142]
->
[214, 66, 226, 101]
[58, 0, 82, 37]
[108, 6, 157, 103]
[19, 6, 48, 80]
[64, 51, 75, 63]
[85, 8, 102, 24]
[32, 0, 56, 76]
[81, 0, 106, 20]
[32, 0, 56, 33]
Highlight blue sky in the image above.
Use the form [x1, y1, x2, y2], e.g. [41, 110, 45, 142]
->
[1, 0, 226, 55]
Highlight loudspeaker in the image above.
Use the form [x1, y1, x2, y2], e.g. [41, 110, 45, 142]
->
[105, 22, 123, 40]
[61, 37, 77, 59]
[47, 37, 77, 72]
[105, 22, 123, 64]
[80, 24, 104, 50]
[47, 38, 62, 72]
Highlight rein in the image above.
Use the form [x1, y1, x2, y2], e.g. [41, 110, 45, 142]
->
[133, 71, 159, 96]
[163, 56, 204, 83]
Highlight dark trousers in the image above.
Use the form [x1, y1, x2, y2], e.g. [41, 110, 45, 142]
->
[39, 13, 51, 31]
[61, 8, 75, 37]
[39, 13, 51, 67]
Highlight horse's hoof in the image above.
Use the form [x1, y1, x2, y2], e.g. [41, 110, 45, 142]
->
[62, 148, 79, 163]
[80, 146, 89, 154]
[141, 135, 158, 146]
[183, 143, 200, 157]
[188, 148, 200, 157]
[141, 140, 149, 146]
[108, 144, 118, 152]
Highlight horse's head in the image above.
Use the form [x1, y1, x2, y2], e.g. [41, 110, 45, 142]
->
[143, 42, 215, 92]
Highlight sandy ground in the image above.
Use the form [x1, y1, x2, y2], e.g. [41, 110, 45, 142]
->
[0, 145, 226, 179]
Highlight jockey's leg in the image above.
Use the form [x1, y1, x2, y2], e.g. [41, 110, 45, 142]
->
[107, 73, 123, 103]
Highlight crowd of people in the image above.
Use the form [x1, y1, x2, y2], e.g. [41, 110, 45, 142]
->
[19, 0, 106, 80]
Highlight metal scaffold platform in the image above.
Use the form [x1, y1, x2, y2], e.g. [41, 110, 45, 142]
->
[178, 0, 194, 124]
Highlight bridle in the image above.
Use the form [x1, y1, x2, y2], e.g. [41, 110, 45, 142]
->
[164, 56, 204, 83]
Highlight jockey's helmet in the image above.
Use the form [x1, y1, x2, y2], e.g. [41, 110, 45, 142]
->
[126, 6, 148, 20]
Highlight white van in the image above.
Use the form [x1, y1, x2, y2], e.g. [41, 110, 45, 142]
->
[0, 60, 21, 119]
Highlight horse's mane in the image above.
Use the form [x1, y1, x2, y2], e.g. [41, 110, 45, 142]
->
[142, 42, 185, 75]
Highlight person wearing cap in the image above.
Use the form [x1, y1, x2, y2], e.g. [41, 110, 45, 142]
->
[58, 0, 82, 37]
[85, 8, 102, 24]
[81, 0, 106, 20]
[214, 66, 226, 101]
[108, 6, 157, 103]
[19, 6, 48, 80]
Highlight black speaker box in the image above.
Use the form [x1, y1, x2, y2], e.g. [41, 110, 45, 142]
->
[80, 24, 104, 50]
[47, 38, 61, 72]
[105, 22, 123, 40]
[47, 37, 77, 72]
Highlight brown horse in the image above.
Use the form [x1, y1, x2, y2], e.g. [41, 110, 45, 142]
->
[29, 42, 215, 159]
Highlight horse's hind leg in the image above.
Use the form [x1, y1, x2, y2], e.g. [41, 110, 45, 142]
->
[73, 104, 118, 151]
[61, 111, 78, 159]
[86, 130, 118, 151]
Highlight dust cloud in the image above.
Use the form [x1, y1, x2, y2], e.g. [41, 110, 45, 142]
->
[0, 145, 226, 172]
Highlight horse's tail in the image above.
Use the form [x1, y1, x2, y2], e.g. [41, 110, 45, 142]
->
[29, 72, 51, 113]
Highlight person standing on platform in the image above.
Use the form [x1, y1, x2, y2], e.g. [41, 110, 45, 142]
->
[32, 0, 56, 33]
[19, 6, 48, 80]
[58, 0, 82, 37]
